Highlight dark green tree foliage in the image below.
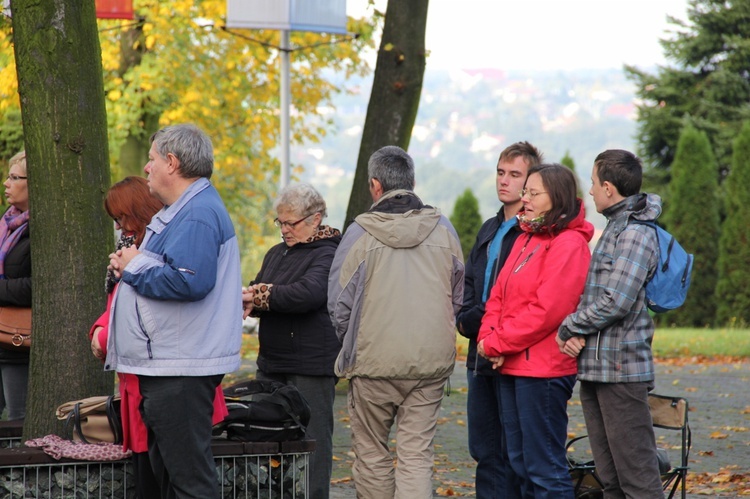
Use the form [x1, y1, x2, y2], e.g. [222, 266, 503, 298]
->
[449, 188, 482, 261]
[663, 124, 720, 326]
[715, 122, 750, 326]
[560, 150, 583, 197]
[625, 0, 750, 190]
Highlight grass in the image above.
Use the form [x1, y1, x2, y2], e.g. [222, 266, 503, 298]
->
[240, 327, 750, 368]
[455, 328, 750, 360]
[652, 327, 750, 358]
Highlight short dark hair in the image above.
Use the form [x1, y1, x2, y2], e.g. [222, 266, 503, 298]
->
[526, 163, 580, 235]
[593, 149, 642, 197]
[367, 146, 415, 193]
[498, 141, 544, 168]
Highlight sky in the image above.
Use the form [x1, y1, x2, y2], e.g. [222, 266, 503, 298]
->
[348, 0, 689, 71]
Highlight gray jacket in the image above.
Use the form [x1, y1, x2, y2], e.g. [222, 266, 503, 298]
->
[106, 179, 243, 376]
[328, 190, 464, 380]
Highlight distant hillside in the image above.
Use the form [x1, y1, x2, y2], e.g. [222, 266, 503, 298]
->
[293, 67, 640, 230]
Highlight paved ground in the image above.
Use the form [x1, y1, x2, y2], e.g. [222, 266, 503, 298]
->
[235, 357, 750, 498]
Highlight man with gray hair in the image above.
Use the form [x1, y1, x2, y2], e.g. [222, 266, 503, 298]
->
[328, 145, 465, 498]
[108, 124, 243, 498]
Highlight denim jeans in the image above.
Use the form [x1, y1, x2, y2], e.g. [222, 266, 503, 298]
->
[499, 375, 576, 499]
[466, 369, 522, 498]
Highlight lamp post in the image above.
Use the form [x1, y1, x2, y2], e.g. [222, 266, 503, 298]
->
[226, 0, 348, 189]
[280, 29, 291, 188]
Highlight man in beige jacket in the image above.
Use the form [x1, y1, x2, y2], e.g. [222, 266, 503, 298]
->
[328, 145, 465, 499]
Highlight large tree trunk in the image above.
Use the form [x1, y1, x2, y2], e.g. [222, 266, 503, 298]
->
[118, 21, 160, 177]
[11, 0, 114, 440]
[344, 0, 429, 228]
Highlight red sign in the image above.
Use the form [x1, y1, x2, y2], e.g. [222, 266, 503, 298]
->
[96, 0, 134, 20]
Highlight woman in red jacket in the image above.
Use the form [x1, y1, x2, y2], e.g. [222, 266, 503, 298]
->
[89, 177, 227, 499]
[478, 163, 593, 499]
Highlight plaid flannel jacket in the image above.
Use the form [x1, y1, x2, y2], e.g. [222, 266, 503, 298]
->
[559, 193, 661, 383]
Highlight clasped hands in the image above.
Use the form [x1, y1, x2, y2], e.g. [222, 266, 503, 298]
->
[476, 340, 505, 370]
[241, 285, 256, 320]
[556, 334, 586, 358]
[478, 334, 587, 368]
[108, 245, 140, 279]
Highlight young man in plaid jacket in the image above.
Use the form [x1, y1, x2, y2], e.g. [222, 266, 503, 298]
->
[557, 149, 665, 498]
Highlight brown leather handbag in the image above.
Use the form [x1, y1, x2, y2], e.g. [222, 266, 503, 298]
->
[56, 394, 123, 444]
[0, 306, 32, 351]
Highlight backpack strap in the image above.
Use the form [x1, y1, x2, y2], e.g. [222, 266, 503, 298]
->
[625, 219, 660, 278]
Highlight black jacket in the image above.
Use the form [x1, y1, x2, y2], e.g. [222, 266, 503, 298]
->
[0, 228, 31, 363]
[252, 233, 342, 376]
[456, 209, 521, 374]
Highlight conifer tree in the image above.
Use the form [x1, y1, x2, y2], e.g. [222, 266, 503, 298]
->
[663, 123, 720, 326]
[560, 150, 583, 197]
[626, 0, 750, 190]
[715, 122, 750, 326]
[450, 188, 482, 262]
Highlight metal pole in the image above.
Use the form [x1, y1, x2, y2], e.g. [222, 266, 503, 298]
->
[280, 29, 291, 189]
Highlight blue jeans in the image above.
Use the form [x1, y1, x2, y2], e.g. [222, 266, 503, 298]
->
[466, 369, 522, 499]
[499, 375, 576, 499]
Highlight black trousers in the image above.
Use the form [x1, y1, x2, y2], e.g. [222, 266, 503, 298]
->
[138, 374, 223, 499]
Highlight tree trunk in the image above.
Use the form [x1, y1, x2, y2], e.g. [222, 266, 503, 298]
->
[344, 0, 429, 228]
[12, 0, 114, 439]
[118, 21, 160, 177]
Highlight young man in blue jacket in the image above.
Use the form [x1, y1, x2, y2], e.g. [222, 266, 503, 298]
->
[456, 141, 543, 497]
[108, 124, 243, 499]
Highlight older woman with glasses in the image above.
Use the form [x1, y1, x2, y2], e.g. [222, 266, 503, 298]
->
[477, 163, 594, 499]
[0, 151, 31, 420]
[242, 182, 341, 499]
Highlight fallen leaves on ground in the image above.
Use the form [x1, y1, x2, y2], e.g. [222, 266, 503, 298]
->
[657, 355, 748, 367]
[687, 466, 750, 496]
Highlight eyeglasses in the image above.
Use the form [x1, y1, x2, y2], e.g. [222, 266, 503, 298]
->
[520, 188, 547, 199]
[6, 174, 27, 182]
[273, 214, 313, 229]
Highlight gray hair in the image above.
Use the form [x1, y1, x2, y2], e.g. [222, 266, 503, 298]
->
[367, 146, 415, 193]
[273, 183, 327, 222]
[150, 124, 213, 179]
